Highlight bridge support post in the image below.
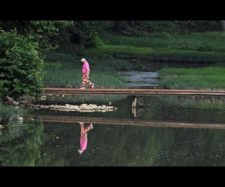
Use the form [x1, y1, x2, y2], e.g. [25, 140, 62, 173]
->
[131, 96, 137, 118]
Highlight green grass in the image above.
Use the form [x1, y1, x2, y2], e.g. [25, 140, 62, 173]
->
[90, 31, 225, 63]
[89, 44, 225, 62]
[159, 66, 225, 89]
[100, 31, 225, 52]
[44, 52, 128, 88]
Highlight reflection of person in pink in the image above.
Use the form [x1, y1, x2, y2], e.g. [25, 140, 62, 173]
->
[78, 122, 93, 155]
[80, 58, 94, 90]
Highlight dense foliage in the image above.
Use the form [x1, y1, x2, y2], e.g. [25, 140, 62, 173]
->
[0, 30, 44, 99]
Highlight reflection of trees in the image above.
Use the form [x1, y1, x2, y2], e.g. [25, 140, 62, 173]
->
[153, 128, 225, 166]
[77, 125, 174, 166]
[35, 123, 168, 166]
[2, 119, 224, 166]
[77, 125, 225, 166]
[36, 124, 80, 166]
[0, 120, 44, 166]
[2, 117, 224, 166]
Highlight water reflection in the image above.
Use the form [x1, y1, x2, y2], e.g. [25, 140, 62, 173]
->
[2, 93, 225, 166]
[78, 121, 93, 155]
[2, 116, 225, 166]
[0, 120, 44, 166]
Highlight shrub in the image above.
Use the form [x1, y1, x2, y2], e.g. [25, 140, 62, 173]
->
[0, 30, 44, 99]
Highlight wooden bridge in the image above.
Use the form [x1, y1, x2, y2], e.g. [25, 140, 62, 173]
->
[44, 88, 225, 96]
[25, 115, 225, 129]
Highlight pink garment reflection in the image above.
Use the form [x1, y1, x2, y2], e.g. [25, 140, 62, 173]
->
[78, 122, 93, 155]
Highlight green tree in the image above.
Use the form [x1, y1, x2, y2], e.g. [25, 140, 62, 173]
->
[111, 21, 222, 35]
[69, 21, 102, 48]
[0, 21, 59, 53]
[0, 30, 44, 99]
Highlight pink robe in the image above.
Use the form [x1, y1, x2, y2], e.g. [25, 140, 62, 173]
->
[82, 61, 90, 74]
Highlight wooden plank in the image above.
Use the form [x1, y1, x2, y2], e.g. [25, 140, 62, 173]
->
[25, 115, 225, 129]
[43, 88, 225, 96]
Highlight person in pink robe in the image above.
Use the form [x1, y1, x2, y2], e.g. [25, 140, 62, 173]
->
[80, 58, 94, 90]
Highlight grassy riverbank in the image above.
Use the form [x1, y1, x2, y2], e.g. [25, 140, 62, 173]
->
[92, 31, 225, 63]
[159, 66, 225, 89]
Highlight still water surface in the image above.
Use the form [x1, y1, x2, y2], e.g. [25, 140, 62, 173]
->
[1, 95, 225, 166]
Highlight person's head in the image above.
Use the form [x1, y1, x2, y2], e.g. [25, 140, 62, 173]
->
[81, 58, 86, 63]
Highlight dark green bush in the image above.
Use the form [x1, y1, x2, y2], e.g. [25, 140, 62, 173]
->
[0, 30, 44, 99]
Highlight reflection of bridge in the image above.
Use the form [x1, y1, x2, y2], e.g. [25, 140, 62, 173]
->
[44, 88, 225, 96]
[25, 115, 225, 129]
